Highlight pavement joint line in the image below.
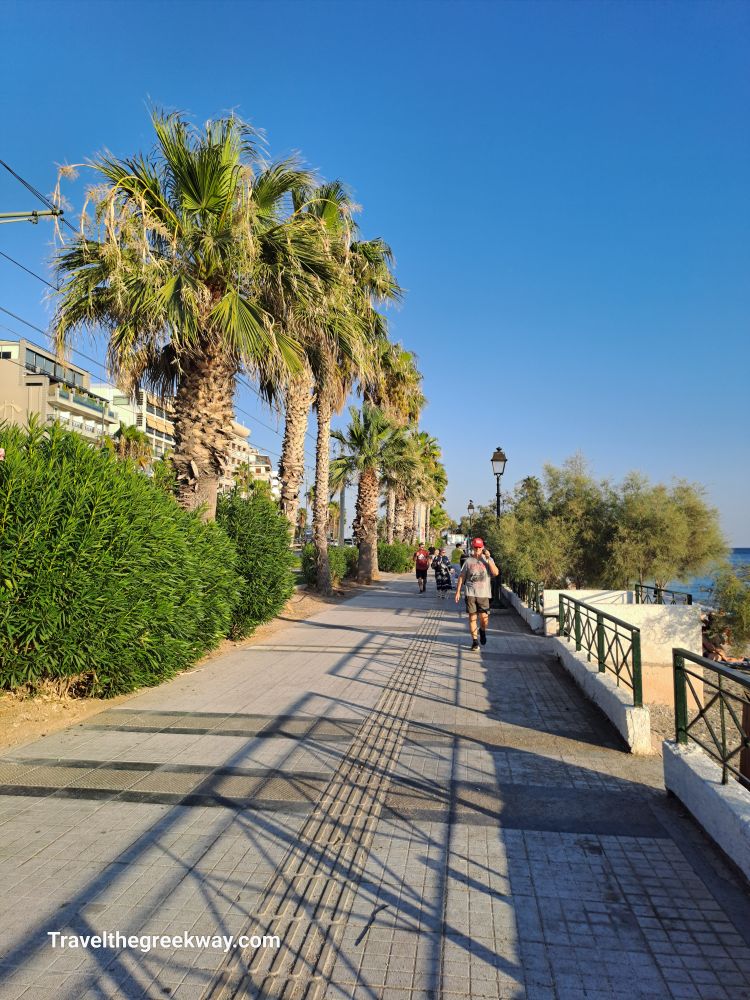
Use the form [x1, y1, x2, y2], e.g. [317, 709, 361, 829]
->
[201, 609, 443, 1000]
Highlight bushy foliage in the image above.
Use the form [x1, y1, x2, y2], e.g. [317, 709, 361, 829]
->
[711, 565, 750, 654]
[467, 456, 727, 589]
[0, 424, 240, 696]
[377, 541, 414, 573]
[216, 487, 295, 639]
[301, 543, 358, 586]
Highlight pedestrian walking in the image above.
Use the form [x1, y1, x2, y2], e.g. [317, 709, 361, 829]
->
[414, 543, 431, 594]
[454, 537, 499, 651]
[432, 547, 454, 599]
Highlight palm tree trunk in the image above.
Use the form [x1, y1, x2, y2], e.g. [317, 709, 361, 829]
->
[386, 488, 396, 544]
[172, 342, 235, 521]
[356, 466, 380, 584]
[394, 491, 406, 542]
[425, 503, 431, 546]
[278, 368, 313, 530]
[313, 390, 333, 595]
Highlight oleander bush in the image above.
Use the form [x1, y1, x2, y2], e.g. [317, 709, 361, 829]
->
[216, 487, 295, 639]
[0, 423, 240, 696]
[301, 543, 358, 587]
[377, 541, 414, 573]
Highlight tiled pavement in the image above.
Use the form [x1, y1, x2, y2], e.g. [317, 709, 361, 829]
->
[0, 576, 748, 999]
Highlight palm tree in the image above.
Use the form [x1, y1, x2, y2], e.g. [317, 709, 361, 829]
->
[380, 430, 420, 544]
[234, 460, 254, 494]
[332, 404, 394, 583]
[54, 110, 334, 520]
[300, 185, 398, 595]
[295, 506, 308, 545]
[107, 423, 152, 468]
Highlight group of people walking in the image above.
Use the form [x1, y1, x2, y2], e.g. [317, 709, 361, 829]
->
[413, 538, 499, 652]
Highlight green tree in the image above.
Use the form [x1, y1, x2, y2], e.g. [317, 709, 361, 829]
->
[608, 475, 726, 588]
[55, 111, 333, 520]
[233, 460, 254, 494]
[151, 451, 177, 495]
[104, 423, 152, 468]
[332, 404, 395, 583]
[712, 565, 750, 654]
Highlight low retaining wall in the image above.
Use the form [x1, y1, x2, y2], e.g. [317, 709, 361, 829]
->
[549, 635, 652, 754]
[663, 741, 750, 883]
[542, 590, 631, 635]
[500, 584, 544, 632]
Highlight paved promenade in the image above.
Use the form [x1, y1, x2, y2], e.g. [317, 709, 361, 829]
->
[0, 575, 749, 1000]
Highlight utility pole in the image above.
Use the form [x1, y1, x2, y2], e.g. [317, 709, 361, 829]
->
[0, 209, 63, 225]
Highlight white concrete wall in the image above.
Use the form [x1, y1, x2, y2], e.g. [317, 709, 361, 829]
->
[549, 636, 652, 754]
[601, 605, 702, 664]
[542, 591, 631, 635]
[663, 741, 750, 883]
[500, 585, 544, 633]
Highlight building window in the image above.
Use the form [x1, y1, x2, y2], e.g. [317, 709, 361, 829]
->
[0, 351, 10, 360]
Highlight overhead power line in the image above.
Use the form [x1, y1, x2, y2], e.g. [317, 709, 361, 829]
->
[0, 250, 57, 290]
[0, 158, 77, 235]
[0, 304, 315, 476]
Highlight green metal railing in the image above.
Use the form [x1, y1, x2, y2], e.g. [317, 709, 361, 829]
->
[673, 648, 750, 787]
[508, 578, 543, 613]
[558, 594, 643, 706]
[635, 584, 693, 606]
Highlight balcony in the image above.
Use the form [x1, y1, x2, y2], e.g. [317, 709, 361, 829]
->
[48, 384, 118, 424]
[46, 413, 106, 440]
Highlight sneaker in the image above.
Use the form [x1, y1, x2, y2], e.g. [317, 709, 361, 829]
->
[470, 640, 480, 652]
[479, 628, 487, 645]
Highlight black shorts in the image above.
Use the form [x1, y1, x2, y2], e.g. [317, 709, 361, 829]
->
[465, 596, 490, 614]
[416, 568, 428, 580]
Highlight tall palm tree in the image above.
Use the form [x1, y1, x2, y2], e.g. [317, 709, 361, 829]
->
[54, 110, 334, 520]
[299, 185, 399, 594]
[380, 430, 420, 544]
[332, 404, 394, 583]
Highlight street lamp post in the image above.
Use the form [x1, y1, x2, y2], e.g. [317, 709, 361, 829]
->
[467, 500, 475, 540]
[491, 446, 507, 521]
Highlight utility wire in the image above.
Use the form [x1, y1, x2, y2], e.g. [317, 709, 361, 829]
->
[0, 158, 78, 236]
[0, 262, 318, 462]
[0, 250, 57, 290]
[0, 181, 322, 458]
[0, 306, 315, 475]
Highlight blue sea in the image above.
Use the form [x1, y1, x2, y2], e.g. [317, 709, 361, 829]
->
[667, 547, 750, 605]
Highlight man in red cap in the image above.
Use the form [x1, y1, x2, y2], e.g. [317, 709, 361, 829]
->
[454, 537, 499, 650]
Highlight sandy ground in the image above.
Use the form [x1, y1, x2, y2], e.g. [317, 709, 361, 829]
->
[0, 582, 365, 754]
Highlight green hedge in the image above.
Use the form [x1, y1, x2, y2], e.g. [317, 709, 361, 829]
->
[377, 541, 415, 573]
[0, 423, 240, 696]
[217, 487, 295, 639]
[301, 543, 358, 587]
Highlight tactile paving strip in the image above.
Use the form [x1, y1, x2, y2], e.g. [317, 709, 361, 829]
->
[202, 609, 443, 1000]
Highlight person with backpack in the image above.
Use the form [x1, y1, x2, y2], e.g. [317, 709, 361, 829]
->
[455, 537, 499, 650]
[414, 543, 431, 594]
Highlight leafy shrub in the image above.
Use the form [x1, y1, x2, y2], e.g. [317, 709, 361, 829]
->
[301, 543, 359, 587]
[0, 423, 240, 696]
[216, 487, 295, 639]
[377, 541, 414, 573]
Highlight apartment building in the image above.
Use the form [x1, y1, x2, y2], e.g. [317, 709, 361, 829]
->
[91, 384, 176, 458]
[219, 420, 253, 492]
[0, 338, 119, 440]
[0, 341, 279, 493]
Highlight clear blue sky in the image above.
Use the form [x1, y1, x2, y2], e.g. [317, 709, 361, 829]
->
[1, 0, 748, 541]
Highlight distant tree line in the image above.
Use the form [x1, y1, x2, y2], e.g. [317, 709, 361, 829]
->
[460, 455, 728, 590]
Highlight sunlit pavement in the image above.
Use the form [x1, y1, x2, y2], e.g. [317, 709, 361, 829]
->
[0, 574, 748, 999]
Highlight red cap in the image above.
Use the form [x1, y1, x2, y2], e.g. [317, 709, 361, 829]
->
[471, 537, 484, 549]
